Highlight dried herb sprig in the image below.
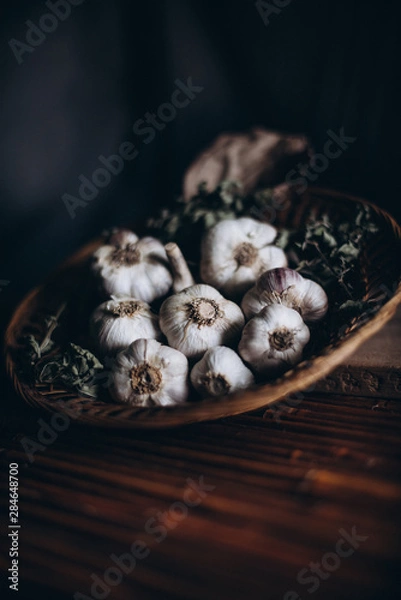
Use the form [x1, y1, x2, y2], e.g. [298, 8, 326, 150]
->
[20, 303, 104, 398]
[22, 303, 67, 368]
[277, 205, 379, 302]
[35, 343, 104, 398]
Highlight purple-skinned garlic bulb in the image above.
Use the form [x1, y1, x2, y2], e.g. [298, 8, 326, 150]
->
[241, 267, 328, 323]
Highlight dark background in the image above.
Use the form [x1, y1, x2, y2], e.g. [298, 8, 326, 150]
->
[1, 4, 401, 599]
[1, 0, 401, 323]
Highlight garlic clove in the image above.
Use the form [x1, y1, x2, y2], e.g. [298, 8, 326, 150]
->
[297, 279, 329, 322]
[256, 245, 288, 272]
[99, 266, 135, 298]
[92, 230, 173, 303]
[90, 296, 162, 355]
[110, 338, 189, 406]
[190, 346, 254, 397]
[200, 217, 287, 298]
[238, 304, 310, 376]
[241, 285, 266, 320]
[242, 267, 328, 323]
[239, 217, 278, 245]
[256, 266, 303, 295]
[242, 267, 304, 319]
[159, 284, 245, 360]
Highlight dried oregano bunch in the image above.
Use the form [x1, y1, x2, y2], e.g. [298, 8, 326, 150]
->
[20, 304, 104, 398]
[35, 343, 104, 399]
[278, 206, 379, 292]
[277, 205, 379, 308]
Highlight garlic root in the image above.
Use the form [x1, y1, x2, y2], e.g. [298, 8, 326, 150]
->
[159, 284, 245, 360]
[110, 338, 189, 406]
[238, 304, 310, 376]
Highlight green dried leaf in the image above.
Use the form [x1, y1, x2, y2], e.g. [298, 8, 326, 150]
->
[338, 243, 359, 258]
[24, 334, 42, 361]
[275, 228, 291, 250]
[338, 299, 370, 312]
[35, 343, 104, 399]
[20, 304, 66, 375]
[204, 213, 217, 228]
[38, 361, 62, 383]
[234, 199, 244, 212]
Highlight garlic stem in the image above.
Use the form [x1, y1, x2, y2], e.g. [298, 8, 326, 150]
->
[165, 242, 195, 292]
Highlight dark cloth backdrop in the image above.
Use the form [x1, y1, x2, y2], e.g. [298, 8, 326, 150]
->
[1, 0, 400, 325]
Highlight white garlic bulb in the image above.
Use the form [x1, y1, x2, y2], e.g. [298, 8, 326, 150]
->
[200, 217, 288, 298]
[159, 284, 245, 360]
[238, 304, 310, 376]
[92, 229, 172, 303]
[90, 296, 162, 355]
[241, 267, 328, 322]
[110, 338, 189, 406]
[190, 346, 254, 398]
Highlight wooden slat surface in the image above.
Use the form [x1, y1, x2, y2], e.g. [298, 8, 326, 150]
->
[316, 306, 401, 398]
[1, 386, 401, 600]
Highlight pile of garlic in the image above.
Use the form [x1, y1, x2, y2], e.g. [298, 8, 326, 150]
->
[90, 219, 328, 407]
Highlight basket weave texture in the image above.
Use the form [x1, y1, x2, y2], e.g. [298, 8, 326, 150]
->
[5, 188, 401, 428]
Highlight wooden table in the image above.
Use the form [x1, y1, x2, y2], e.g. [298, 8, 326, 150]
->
[1, 363, 401, 600]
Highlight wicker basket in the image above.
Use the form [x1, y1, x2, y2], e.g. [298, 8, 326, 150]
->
[5, 188, 401, 428]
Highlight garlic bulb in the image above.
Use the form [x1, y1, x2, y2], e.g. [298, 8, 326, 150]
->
[92, 229, 172, 303]
[238, 304, 310, 376]
[200, 217, 288, 298]
[241, 267, 328, 322]
[110, 338, 189, 406]
[190, 346, 254, 397]
[90, 296, 162, 355]
[159, 284, 245, 360]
